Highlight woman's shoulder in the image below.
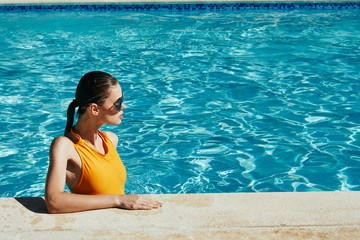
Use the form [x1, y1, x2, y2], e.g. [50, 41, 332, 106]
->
[102, 131, 118, 147]
[52, 132, 78, 146]
[51, 135, 72, 145]
[49, 135, 77, 157]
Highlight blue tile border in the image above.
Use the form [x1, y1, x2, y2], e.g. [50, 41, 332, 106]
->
[0, 2, 359, 12]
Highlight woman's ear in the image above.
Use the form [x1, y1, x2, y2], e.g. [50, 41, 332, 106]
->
[88, 103, 99, 115]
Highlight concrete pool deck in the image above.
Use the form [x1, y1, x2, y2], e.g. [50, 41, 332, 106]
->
[1, 192, 360, 239]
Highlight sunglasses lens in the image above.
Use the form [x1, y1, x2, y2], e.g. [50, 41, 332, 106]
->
[118, 97, 123, 111]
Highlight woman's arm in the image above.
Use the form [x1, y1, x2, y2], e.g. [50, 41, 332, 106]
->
[45, 137, 162, 214]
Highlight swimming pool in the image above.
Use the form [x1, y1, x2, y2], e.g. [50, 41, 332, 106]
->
[0, 2, 360, 197]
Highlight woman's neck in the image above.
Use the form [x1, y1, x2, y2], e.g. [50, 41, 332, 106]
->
[73, 115, 102, 146]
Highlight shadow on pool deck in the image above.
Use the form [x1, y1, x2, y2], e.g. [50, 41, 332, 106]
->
[15, 197, 48, 214]
[1, 192, 360, 239]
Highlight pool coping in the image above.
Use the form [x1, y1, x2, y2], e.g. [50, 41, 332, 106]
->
[1, 192, 360, 239]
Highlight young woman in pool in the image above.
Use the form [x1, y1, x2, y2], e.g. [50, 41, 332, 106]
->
[45, 71, 162, 213]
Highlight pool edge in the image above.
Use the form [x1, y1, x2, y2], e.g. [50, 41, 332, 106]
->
[1, 192, 360, 239]
[1, 0, 360, 4]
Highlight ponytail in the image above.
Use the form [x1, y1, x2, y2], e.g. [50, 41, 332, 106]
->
[64, 99, 79, 135]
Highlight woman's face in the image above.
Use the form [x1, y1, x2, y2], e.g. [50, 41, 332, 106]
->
[98, 83, 126, 125]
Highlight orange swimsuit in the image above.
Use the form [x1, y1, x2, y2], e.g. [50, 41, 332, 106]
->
[70, 129, 126, 195]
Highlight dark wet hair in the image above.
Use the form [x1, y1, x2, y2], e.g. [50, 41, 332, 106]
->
[64, 71, 119, 135]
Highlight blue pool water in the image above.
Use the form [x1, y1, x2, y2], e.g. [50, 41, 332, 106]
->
[0, 4, 360, 197]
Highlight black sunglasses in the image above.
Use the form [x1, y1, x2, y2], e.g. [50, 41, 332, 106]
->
[114, 95, 124, 111]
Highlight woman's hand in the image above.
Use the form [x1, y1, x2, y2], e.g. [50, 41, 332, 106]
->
[117, 194, 163, 210]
